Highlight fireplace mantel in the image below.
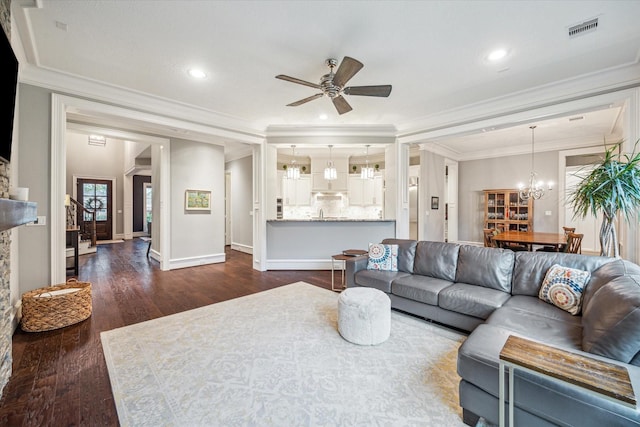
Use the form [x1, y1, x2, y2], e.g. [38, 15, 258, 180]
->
[0, 198, 37, 232]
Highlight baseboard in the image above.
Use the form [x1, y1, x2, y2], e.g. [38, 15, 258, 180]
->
[230, 242, 253, 254]
[169, 253, 226, 270]
[265, 259, 335, 270]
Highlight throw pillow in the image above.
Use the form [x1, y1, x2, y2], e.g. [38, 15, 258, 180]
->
[367, 243, 398, 272]
[539, 264, 591, 315]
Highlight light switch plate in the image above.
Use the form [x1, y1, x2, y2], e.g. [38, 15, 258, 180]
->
[26, 216, 46, 226]
[545, 210, 552, 216]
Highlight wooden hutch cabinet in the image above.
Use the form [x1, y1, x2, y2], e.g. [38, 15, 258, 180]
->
[484, 189, 533, 232]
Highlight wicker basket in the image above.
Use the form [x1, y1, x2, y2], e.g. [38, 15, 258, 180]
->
[21, 278, 92, 332]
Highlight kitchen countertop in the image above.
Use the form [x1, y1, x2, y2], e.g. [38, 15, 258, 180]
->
[267, 218, 395, 222]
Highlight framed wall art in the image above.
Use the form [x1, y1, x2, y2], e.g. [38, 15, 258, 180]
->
[185, 189, 211, 211]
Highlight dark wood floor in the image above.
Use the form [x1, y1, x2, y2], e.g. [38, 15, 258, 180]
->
[0, 239, 334, 426]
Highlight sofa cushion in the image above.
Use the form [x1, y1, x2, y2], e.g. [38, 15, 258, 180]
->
[512, 251, 611, 296]
[413, 241, 460, 281]
[381, 239, 418, 273]
[582, 273, 640, 364]
[455, 246, 514, 293]
[439, 283, 510, 319]
[354, 270, 410, 293]
[486, 305, 583, 349]
[538, 264, 591, 315]
[583, 259, 640, 312]
[391, 275, 453, 306]
[503, 295, 582, 326]
[367, 243, 398, 271]
[381, 238, 417, 274]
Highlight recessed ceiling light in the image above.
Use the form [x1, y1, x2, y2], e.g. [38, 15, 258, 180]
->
[187, 68, 207, 79]
[319, 114, 328, 120]
[487, 49, 508, 62]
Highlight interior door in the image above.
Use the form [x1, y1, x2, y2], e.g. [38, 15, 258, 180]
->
[78, 178, 113, 240]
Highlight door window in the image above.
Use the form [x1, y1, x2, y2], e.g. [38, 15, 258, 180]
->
[83, 182, 109, 221]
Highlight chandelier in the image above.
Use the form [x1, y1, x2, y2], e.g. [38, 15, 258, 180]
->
[361, 145, 374, 179]
[286, 145, 300, 179]
[519, 125, 552, 200]
[324, 145, 337, 180]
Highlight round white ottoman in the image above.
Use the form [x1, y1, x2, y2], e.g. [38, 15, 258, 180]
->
[338, 287, 391, 345]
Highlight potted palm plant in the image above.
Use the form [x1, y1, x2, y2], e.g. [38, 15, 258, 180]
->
[568, 140, 640, 257]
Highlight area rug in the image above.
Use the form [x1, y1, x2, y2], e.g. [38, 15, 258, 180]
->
[101, 282, 468, 426]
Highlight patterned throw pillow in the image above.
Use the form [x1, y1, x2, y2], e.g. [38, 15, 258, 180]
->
[367, 243, 399, 272]
[539, 264, 591, 315]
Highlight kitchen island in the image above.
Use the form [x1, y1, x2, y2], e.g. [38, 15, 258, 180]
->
[266, 219, 395, 270]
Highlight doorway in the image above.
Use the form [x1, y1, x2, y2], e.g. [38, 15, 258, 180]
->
[559, 147, 607, 255]
[144, 182, 153, 235]
[77, 178, 113, 240]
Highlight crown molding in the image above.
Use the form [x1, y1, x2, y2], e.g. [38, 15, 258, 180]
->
[397, 62, 640, 140]
[18, 64, 265, 144]
[266, 124, 397, 138]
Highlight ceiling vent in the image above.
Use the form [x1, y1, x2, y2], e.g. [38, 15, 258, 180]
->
[568, 18, 598, 38]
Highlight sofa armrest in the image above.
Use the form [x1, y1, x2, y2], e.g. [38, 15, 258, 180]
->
[345, 255, 368, 288]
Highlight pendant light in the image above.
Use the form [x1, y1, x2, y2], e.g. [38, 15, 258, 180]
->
[324, 145, 337, 180]
[361, 145, 374, 179]
[286, 145, 300, 180]
[518, 125, 552, 200]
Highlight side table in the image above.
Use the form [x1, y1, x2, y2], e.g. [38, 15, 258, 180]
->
[331, 249, 368, 292]
[498, 335, 636, 427]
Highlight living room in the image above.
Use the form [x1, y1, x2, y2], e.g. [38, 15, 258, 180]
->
[2, 1, 640, 425]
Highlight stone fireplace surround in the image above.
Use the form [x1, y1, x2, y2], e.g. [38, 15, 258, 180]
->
[1, 0, 13, 397]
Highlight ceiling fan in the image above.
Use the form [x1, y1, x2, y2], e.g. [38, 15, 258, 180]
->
[275, 56, 392, 115]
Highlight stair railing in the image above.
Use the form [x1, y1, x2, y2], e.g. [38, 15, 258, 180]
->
[66, 196, 97, 247]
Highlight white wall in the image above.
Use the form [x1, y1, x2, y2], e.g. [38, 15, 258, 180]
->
[17, 84, 51, 291]
[421, 150, 446, 241]
[226, 155, 253, 252]
[170, 139, 225, 266]
[458, 150, 558, 243]
[66, 130, 125, 235]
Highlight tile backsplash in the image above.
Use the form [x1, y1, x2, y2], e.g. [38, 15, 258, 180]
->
[284, 194, 383, 219]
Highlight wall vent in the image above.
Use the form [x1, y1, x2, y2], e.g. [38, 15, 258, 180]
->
[568, 18, 598, 38]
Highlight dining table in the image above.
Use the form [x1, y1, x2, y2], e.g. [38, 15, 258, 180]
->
[491, 230, 567, 252]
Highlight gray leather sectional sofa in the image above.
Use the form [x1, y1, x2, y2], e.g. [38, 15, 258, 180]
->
[345, 238, 640, 427]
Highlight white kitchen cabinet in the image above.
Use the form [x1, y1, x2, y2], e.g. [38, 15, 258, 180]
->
[348, 174, 384, 206]
[312, 172, 348, 192]
[348, 175, 364, 205]
[282, 175, 311, 206]
[276, 170, 285, 199]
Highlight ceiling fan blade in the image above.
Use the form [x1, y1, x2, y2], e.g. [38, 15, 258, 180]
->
[343, 85, 392, 97]
[276, 74, 321, 89]
[332, 56, 363, 88]
[286, 93, 323, 107]
[332, 95, 353, 115]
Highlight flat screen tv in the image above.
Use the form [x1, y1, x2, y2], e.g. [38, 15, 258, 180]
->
[0, 29, 18, 164]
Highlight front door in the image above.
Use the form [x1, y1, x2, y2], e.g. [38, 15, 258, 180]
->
[77, 178, 113, 241]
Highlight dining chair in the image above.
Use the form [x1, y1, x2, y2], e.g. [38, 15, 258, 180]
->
[565, 232, 583, 254]
[483, 228, 496, 247]
[538, 226, 576, 252]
